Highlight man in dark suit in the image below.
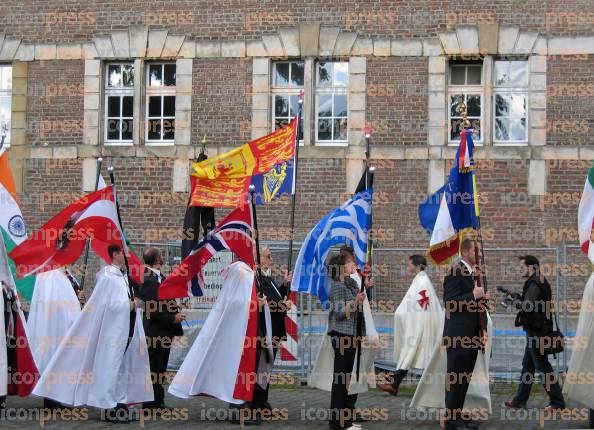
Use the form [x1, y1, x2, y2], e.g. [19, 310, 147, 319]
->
[443, 237, 489, 430]
[139, 247, 185, 412]
[251, 246, 292, 413]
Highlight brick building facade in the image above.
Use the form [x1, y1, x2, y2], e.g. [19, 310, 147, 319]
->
[1, 1, 593, 308]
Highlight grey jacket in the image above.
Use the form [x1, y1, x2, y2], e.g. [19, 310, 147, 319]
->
[327, 277, 365, 337]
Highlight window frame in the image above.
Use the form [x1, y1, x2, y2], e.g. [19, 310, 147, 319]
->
[0, 64, 13, 147]
[103, 62, 134, 146]
[145, 62, 177, 146]
[270, 61, 304, 144]
[447, 61, 484, 146]
[315, 61, 349, 146]
[492, 59, 530, 146]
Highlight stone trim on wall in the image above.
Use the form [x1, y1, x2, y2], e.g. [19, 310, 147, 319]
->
[2, 25, 594, 63]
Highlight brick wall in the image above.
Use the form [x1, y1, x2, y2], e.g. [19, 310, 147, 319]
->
[192, 58, 252, 146]
[366, 57, 428, 146]
[547, 54, 594, 146]
[1, 0, 593, 43]
[26, 60, 84, 146]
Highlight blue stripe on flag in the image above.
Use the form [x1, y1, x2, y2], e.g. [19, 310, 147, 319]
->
[291, 188, 373, 308]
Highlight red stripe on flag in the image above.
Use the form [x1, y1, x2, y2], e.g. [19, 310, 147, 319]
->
[7, 313, 39, 396]
[232, 280, 258, 401]
[428, 235, 461, 265]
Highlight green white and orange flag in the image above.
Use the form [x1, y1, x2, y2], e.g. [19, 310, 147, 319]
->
[578, 163, 594, 264]
[0, 150, 35, 300]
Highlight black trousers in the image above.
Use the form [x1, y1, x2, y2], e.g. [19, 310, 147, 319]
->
[329, 334, 356, 430]
[445, 345, 479, 424]
[512, 339, 565, 408]
[143, 338, 172, 408]
[251, 346, 278, 409]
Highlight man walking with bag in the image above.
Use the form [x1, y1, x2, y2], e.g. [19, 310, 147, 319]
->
[504, 255, 565, 411]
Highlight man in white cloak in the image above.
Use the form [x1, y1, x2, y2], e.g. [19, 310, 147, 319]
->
[27, 267, 83, 409]
[563, 271, 594, 428]
[0, 232, 39, 410]
[32, 244, 152, 423]
[377, 254, 443, 396]
[308, 245, 380, 421]
[168, 261, 273, 425]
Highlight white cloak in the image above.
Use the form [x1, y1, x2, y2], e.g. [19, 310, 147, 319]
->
[394, 271, 444, 370]
[410, 312, 493, 414]
[32, 265, 153, 408]
[308, 273, 379, 394]
[27, 269, 81, 373]
[169, 261, 273, 404]
[563, 272, 594, 409]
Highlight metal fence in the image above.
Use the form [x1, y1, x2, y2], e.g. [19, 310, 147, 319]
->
[133, 240, 586, 383]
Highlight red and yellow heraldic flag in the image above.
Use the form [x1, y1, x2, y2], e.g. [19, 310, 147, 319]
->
[189, 118, 297, 207]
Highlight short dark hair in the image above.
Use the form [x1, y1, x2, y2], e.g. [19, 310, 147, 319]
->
[143, 247, 162, 266]
[107, 244, 122, 260]
[327, 253, 346, 282]
[460, 236, 475, 252]
[519, 255, 540, 273]
[339, 245, 355, 259]
[409, 254, 427, 270]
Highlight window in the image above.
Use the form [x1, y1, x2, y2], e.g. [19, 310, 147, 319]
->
[0, 65, 12, 146]
[316, 61, 348, 144]
[146, 63, 176, 144]
[448, 62, 483, 143]
[271, 61, 304, 141]
[104, 63, 134, 145]
[493, 60, 528, 144]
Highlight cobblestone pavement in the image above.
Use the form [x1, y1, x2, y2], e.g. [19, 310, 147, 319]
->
[1, 383, 590, 429]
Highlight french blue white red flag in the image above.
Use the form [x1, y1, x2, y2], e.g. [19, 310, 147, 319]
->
[158, 205, 255, 299]
[418, 128, 479, 264]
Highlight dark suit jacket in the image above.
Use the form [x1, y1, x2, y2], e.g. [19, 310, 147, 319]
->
[260, 274, 288, 343]
[443, 261, 487, 345]
[139, 268, 183, 339]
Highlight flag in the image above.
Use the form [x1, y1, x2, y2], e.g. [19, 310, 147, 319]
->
[158, 205, 255, 300]
[0, 152, 36, 300]
[418, 127, 479, 264]
[9, 186, 127, 278]
[290, 189, 373, 308]
[279, 290, 299, 361]
[182, 151, 215, 259]
[578, 163, 594, 264]
[91, 174, 144, 284]
[189, 118, 297, 207]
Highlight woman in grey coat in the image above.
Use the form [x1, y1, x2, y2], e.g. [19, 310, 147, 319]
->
[326, 253, 366, 430]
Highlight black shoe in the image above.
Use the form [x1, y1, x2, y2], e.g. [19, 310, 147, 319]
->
[444, 420, 469, 430]
[240, 416, 262, 426]
[104, 407, 130, 424]
[464, 420, 480, 429]
[353, 412, 368, 423]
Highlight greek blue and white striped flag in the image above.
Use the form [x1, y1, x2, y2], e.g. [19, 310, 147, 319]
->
[290, 188, 373, 308]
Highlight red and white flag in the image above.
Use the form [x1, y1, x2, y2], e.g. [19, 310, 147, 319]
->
[159, 204, 255, 300]
[9, 186, 128, 278]
[280, 291, 299, 362]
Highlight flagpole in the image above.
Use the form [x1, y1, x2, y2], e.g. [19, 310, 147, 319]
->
[355, 166, 375, 381]
[364, 126, 373, 304]
[108, 165, 133, 298]
[249, 184, 264, 294]
[460, 101, 487, 353]
[79, 157, 103, 290]
[286, 94, 304, 274]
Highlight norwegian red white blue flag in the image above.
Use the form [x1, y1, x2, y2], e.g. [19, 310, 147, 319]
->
[158, 205, 255, 299]
[418, 127, 479, 264]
